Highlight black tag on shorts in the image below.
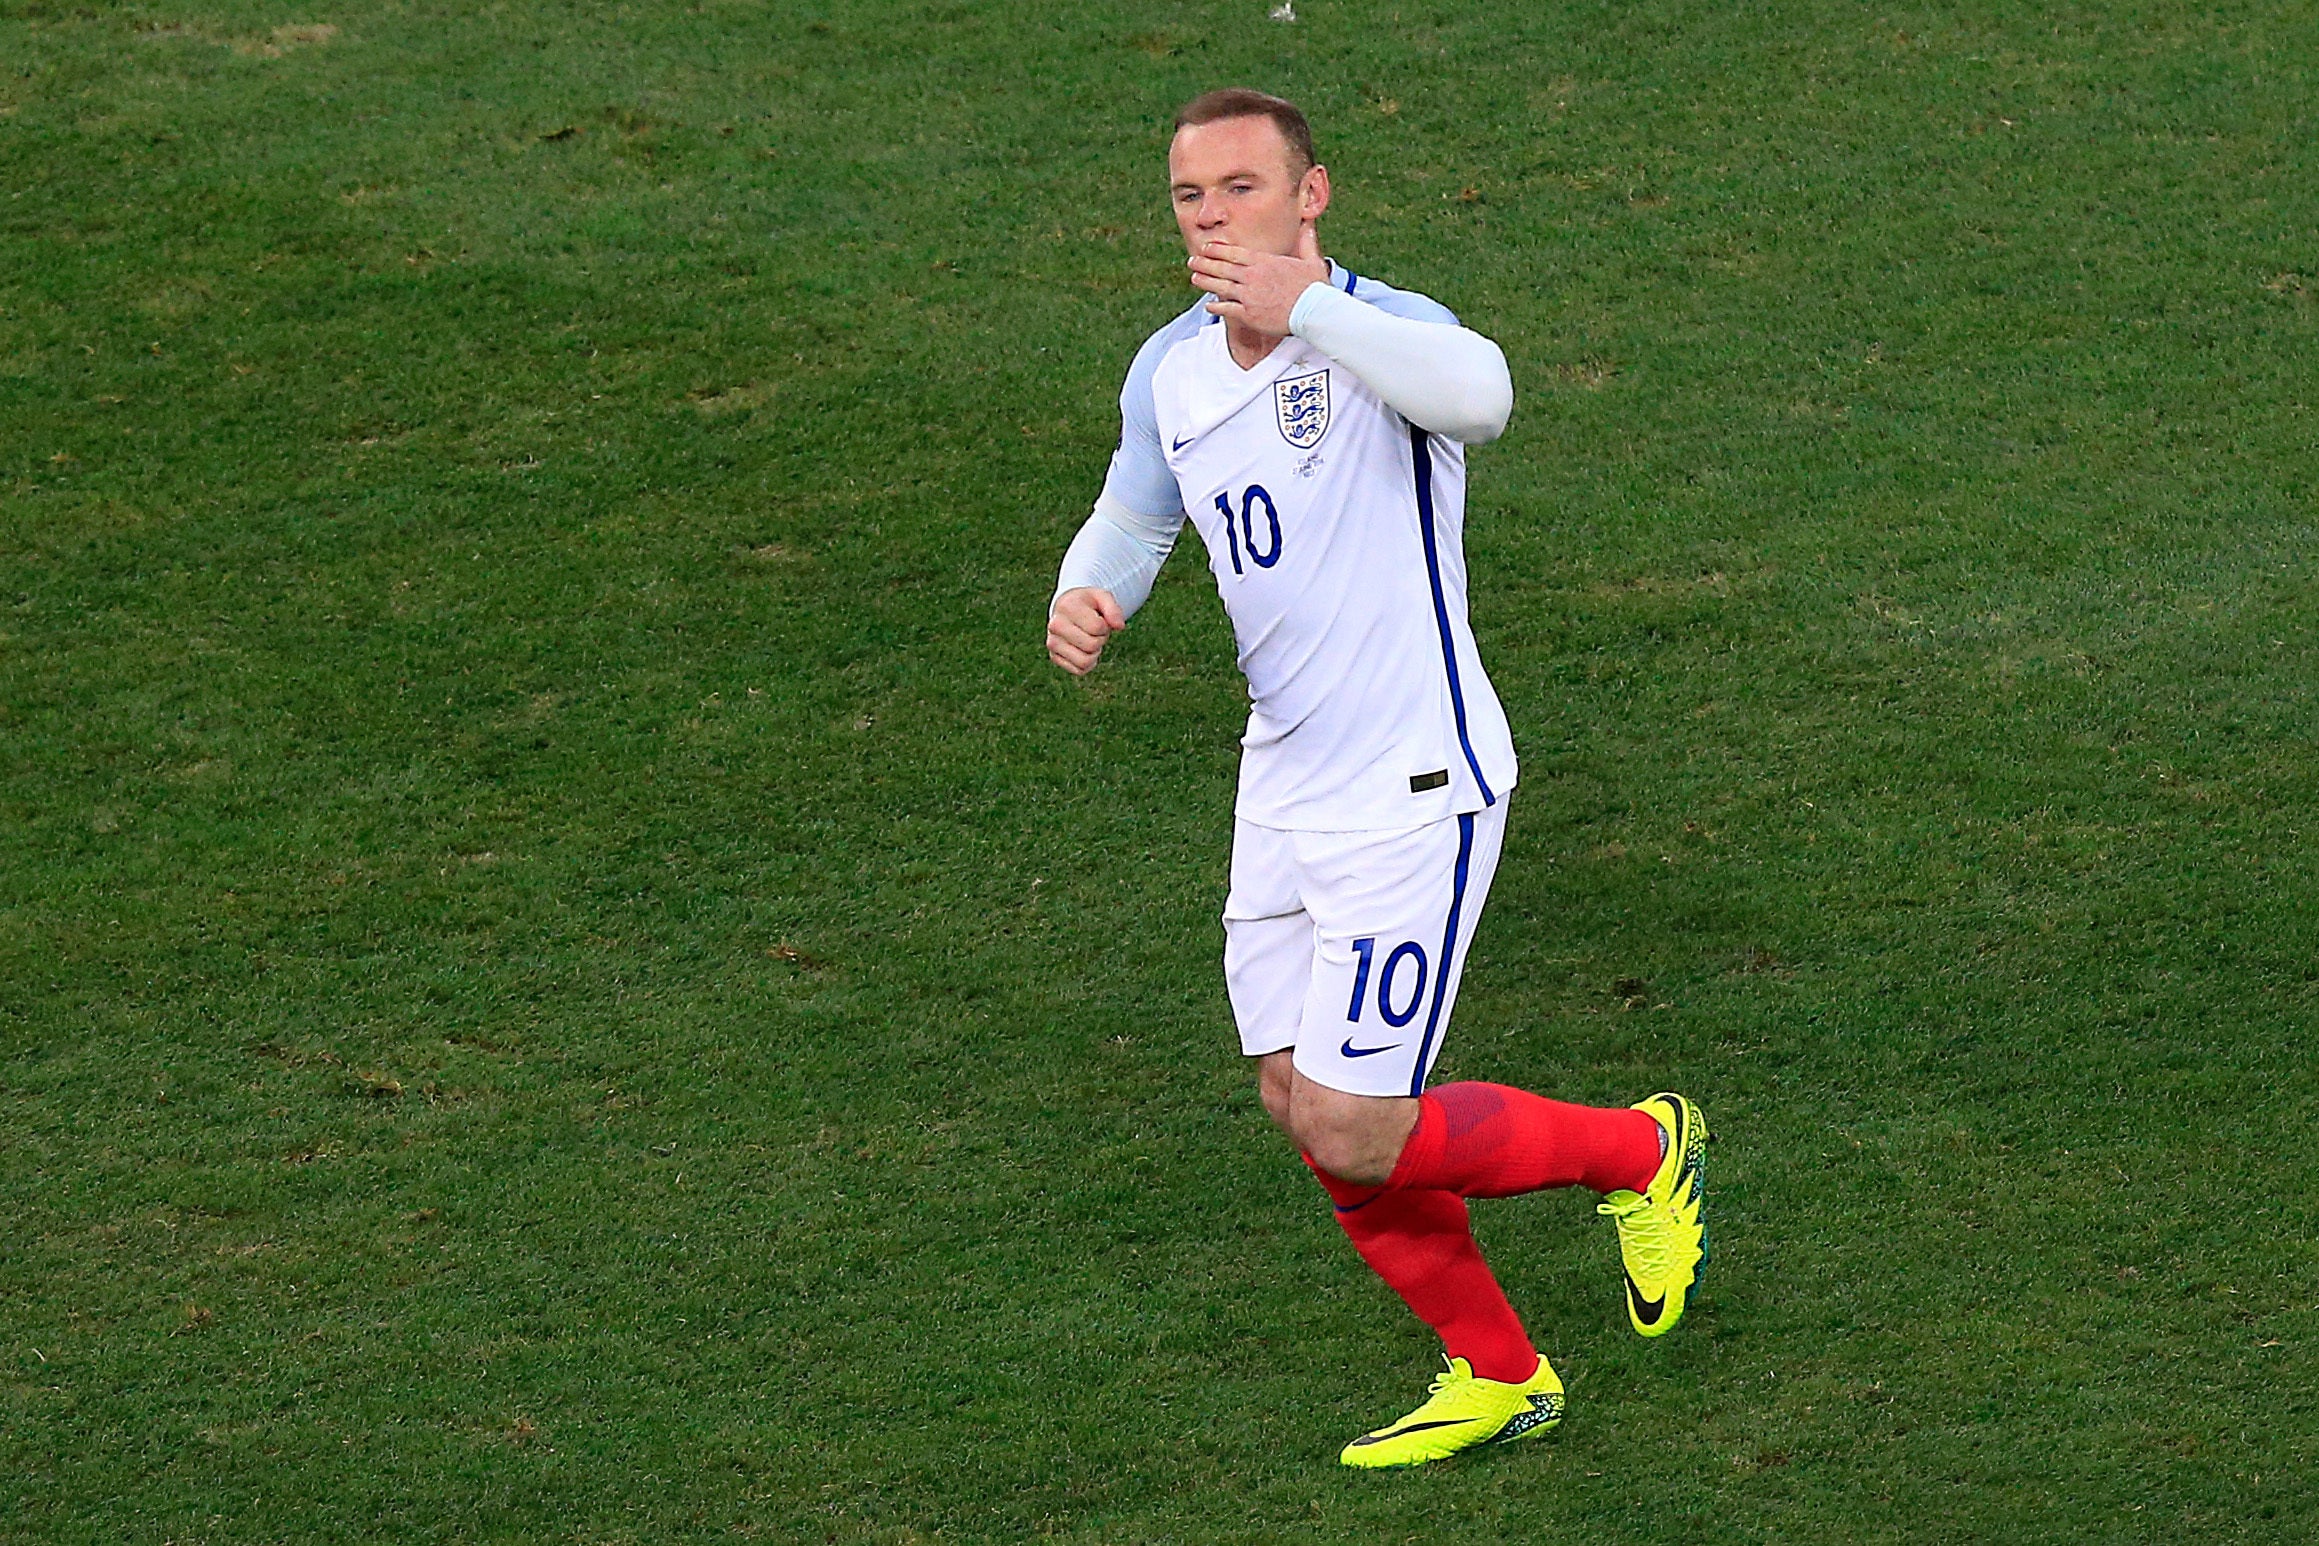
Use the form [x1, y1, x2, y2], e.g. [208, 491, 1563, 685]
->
[1409, 769, 1449, 793]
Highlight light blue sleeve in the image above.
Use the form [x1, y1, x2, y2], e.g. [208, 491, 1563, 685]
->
[1052, 305, 1208, 617]
[1329, 261, 1461, 327]
[1097, 304, 1206, 518]
[1291, 266, 1512, 444]
[1051, 494, 1183, 617]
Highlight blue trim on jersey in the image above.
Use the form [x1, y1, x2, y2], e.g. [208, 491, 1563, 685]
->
[1411, 424, 1498, 807]
[1408, 812, 1476, 1096]
[1341, 267, 1358, 294]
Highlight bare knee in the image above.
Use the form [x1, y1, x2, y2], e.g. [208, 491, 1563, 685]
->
[1297, 1123, 1381, 1184]
[1290, 1078, 1419, 1186]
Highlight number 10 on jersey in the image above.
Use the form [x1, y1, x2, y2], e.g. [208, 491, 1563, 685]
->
[1214, 484, 1281, 576]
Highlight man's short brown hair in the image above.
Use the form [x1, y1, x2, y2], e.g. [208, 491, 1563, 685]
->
[1174, 88, 1316, 176]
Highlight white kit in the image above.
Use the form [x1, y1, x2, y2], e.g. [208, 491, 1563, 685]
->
[1154, 307, 1515, 829]
[1057, 263, 1520, 1095]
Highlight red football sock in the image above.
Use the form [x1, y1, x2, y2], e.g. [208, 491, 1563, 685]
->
[1387, 1081, 1662, 1199]
[1306, 1157, 1539, 1385]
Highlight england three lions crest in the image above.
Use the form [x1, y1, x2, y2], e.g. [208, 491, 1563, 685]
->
[1274, 369, 1331, 449]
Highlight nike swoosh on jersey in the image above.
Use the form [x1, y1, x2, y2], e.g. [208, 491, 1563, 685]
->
[1171, 434, 1193, 451]
[1340, 1038, 1402, 1059]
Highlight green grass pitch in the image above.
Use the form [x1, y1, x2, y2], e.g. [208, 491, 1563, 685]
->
[4, 1, 2316, 1539]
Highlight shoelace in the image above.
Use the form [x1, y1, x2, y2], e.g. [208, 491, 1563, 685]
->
[1597, 1191, 1678, 1282]
[1424, 1360, 1473, 1400]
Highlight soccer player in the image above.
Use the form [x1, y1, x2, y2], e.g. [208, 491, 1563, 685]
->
[1045, 89, 1710, 1468]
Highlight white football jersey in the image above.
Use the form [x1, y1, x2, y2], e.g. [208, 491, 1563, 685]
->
[1105, 266, 1516, 832]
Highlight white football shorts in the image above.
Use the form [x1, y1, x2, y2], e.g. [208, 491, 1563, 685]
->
[1222, 800, 1509, 1099]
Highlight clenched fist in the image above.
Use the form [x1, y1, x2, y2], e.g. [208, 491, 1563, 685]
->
[1047, 587, 1127, 676]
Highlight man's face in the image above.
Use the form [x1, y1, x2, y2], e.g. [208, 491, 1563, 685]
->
[1168, 115, 1323, 259]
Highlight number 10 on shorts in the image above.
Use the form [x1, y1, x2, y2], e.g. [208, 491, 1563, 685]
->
[1346, 937, 1429, 1028]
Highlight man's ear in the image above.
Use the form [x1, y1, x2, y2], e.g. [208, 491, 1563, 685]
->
[1300, 164, 1332, 225]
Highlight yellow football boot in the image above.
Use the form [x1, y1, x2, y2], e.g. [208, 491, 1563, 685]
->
[1339, 1353, 1565, 1469]
[1597, 1091, 1709, 1337]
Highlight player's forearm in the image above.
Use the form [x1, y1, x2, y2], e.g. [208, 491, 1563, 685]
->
[1288, 283, 1515, 444]
[1052, 492, 1183, 617]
